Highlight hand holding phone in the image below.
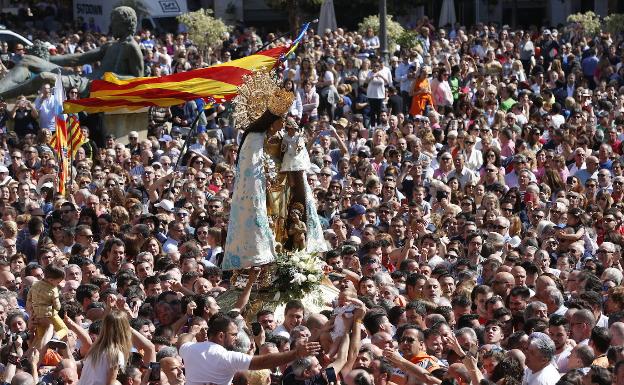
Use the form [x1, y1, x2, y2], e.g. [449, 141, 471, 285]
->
[148, 362, 161, 382]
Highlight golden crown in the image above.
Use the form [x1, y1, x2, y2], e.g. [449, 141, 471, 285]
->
[232, 69, 295, 130]
[268, 87, 295, 116]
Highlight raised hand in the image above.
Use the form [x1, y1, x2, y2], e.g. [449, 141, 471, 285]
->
[296, 341, 321, 358]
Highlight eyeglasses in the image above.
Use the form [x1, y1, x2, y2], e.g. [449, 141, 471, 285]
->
[465, 141, 475, 145]
[486, 168, 497, 173]
[501, 207, 513, 212]
[320, 173, 331, 177]
[79, 233, 94, 239]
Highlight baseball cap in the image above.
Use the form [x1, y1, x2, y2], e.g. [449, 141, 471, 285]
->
[154, 199, 174, 212]
[341, 204, 366, 220]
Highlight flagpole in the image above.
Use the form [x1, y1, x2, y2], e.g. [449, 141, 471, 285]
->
[70, 128, 74, 196]
[168, 107, 206, 193]
[253, 19, 317, 54]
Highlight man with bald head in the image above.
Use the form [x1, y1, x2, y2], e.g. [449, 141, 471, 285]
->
[306, 313, 329, 343]
[610, 322, 624, 346]
[511, 266, 527, 286]
[570, 309, 595, 344]
[534, 275, 557, 303]
[447, 362, 471, 385]
[161, 356, 185, 385]
[192, 277, 212, 295]
[58, 368, 78, 385]
[0, 271, 16, 291]
[10, 372, 35, 385]
[491, 272, 515, 298]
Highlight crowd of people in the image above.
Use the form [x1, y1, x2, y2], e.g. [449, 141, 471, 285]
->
[0, 4, 622, 385]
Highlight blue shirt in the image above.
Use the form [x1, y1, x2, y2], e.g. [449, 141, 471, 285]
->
[582, 55, 599, 77]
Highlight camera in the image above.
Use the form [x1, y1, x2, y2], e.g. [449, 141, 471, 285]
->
[11, 331, 30, 342]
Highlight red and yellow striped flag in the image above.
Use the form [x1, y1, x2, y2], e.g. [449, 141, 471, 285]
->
[53, 115, 69, 195]
[68, 114, 87, 157]
[63, 46, 289, 114]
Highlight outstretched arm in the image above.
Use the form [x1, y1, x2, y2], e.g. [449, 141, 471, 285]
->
[50, 47, 105, 67]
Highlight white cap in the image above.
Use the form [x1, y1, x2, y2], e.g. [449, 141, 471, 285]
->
[0, 165, 8, 173]
[155, 199, 174, 212]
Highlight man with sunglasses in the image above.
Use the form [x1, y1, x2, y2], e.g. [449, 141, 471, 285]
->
[388, 325, 440, 385]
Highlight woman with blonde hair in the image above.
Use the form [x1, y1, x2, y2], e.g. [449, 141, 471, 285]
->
[511, 60, 526, 82]
[78, 310, 154, 385]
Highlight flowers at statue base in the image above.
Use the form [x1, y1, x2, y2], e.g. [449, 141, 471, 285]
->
[273, 250, 323, 302]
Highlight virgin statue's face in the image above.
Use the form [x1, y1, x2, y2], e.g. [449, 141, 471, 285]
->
[270, 117, 284, 133]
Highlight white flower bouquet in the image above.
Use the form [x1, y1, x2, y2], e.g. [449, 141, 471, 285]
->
[273, 250, 324, 302]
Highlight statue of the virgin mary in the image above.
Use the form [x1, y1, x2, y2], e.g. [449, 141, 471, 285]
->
[221, 70, 327, 271]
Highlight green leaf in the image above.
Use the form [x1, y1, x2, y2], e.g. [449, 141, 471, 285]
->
[177, 9, 232, 56]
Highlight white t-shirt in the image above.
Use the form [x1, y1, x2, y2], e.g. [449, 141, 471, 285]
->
[272, 324, 290, 338]
[78, 351, 125, 385]
[523, 364, 561, 385]
[180, 341, 252, 385]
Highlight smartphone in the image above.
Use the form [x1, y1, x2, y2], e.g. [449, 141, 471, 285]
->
[325, 367, 337, 383]
[48, 340, 67, 351]
[148, 362, 161, 382]
[251, 322, 262, 337]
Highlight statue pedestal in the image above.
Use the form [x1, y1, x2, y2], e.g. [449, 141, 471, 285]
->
[217, 277, 338, 324]
[102, 109, 150, 142]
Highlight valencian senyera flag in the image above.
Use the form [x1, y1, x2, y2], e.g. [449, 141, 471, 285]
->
[50, 72, 69, 195]
[67, 114, 87, 157]
[63, 23, 310, 114]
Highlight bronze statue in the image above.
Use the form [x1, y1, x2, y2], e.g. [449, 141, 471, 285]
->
[0, 6, 144, 99]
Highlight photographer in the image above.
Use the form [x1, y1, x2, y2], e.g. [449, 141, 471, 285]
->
[10, 95, 38, 138]
[0, 335, 38, 385]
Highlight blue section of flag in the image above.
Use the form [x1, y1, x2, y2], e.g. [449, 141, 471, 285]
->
[286, 22, 310, 56]
[195, 98, 205, 112]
